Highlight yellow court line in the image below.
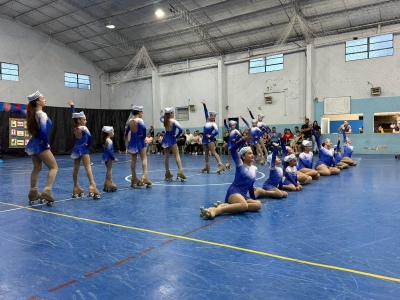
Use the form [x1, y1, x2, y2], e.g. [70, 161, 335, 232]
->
[1, 201, 400, 284]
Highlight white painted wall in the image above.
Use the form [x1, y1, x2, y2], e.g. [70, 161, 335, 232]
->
[0, 16, 106, 108]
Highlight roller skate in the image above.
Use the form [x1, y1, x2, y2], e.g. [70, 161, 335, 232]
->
[141, 173, 152, 188]
[201, 208, 216, 220]
[131, 173, 144, 187]
[201, 163, 210, 174]
[41, 188, 55, 206]
[216, 163, 226, 175]
[72, 185, 85, 198]
[103, 180, 117, 192]
[213, 200, 222, 207]
[165, 170, 174, 181]
[28, 188, 43, 205]
[225, 162, 231, 169]
[177, 170, 186, 182]
[260, 156, 266, 165]
[199, 206, 206, 217]
[87, 185, 101, 200]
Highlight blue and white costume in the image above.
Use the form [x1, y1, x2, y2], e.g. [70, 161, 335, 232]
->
[333, 142, 342, 165]
[70, 105, 91, 159]
[202, 103, 219, 145]
[125, 117, 146, 154]
[159, 116, 183, 148]
[224, 119, 241, 149]
[25, 111, 52, 155]
[224, 137, 257, 203]
[102, 138, 116, 164]
[342, 131, 354, 158]
[298, 151, 313, 170]
[248, 110, 270, 132]
[283, 165, 298, 187]
[242, 117, 263, 146]
[262, 145, 283, 190]
[313, 130, 335, 168]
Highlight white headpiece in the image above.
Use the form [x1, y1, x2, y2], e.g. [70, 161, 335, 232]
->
[284, 154, 296, 162]
[228, 120, 237, 125]
[258, 113, 264, 118]
[102, 126, 114, 133]
[132, 105, 143, 112]
[72, 111, 85, 119]
[238, 146, 251, 157]
[209, 111, 217, 115]
[27, 90, 42, 102]
[164, 107, 174, 114]
[302, 140, 312, 147]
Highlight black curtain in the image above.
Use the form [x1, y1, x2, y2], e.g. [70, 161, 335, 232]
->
[0, 107, 130, 156]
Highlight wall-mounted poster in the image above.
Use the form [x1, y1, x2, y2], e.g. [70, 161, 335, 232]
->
[9, 118, 29, 148]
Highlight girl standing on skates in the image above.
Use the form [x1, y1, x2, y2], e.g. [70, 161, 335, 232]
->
[25, 90, 58, 206]
[223, 118, 241, 169]
[125, 105, 152, 187]
[160, 107, 186, 181]
[68, 100, 100, 199]
[200, 99, 225, 174]
[101, 126, 119, 192]
[200, 134, 262, 219]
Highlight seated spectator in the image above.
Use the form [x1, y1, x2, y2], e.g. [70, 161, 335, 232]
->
[290, 131, 303, 153]
[188, 130, 201, 154]
[153, 132, 163, 154]
[266, 127, 281, 150]
[282, 128, 294, 146]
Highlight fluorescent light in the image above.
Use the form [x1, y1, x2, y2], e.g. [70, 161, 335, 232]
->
[105, 21, 115, 29]
[155, 9, 165, 18]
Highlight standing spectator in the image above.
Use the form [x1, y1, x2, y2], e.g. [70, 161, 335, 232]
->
[301, 118, 312, 141]
[338, 120, 352, 133]
[312, 120, 321, 154]
[148, 125, 155, 137]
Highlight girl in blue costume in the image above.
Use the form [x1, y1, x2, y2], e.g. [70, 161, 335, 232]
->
[200, 100, 225, 174]
[242, 116, 265, 164]
[247, 107, 270, 157]
[200, 135, 262, 219]
[25, 90, 58, 205]
[280, 137, 312, 185]
[333, 136, 349, 169]
[254, 143, 288, 199]
[312, 130, 340, 176]
[340, 129, 357, 166]
[282, 154, 304, 191]
[223, 118, 241, 169]
[297, 140, 320, 180]
[101, 126, 119, 192]
[68, 100, 100, 199]
[125, 105, 152, 187]
[160, 107, 186, 181]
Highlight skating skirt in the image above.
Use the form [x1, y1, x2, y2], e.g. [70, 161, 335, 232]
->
[70, 144, 90, 159]
[224, 187, 248, 203]
[101, 152, 113, 164]
[128, 139, 145, 154]
[25, 138, 48, 155]
[201, 136, 216, 145]
[162, 134, 177, 148]
[262, 182, 279, 191]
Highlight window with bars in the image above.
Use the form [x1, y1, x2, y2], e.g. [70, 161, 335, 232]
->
[176, 106, 189, 121]
[249, 54, 284, 74]
[345, 33, 393, 62]
[65, 72, 91, 89]
[0, 62, 19, 81]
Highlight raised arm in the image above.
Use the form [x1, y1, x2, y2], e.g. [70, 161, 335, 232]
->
[280, 137, 287, 157]
[201, 99, 208, 121]
[241, 116, 250, 129]
[224, 118, 229, 130]
[247, 107, 255, 119]
[230, 136, 246, 166]
[342, 130, 347, 144]
[67, 100, 75, 115]
[270, 143, 278, 169]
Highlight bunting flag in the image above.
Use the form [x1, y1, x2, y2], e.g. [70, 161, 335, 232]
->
[0, 102, 26, 113]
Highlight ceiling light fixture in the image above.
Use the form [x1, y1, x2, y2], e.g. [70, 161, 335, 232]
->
[105, 21, 115, 29]
[155, 9, 165, 18]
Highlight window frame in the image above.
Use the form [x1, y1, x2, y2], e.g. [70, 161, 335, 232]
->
[249, 54, 284, 74]
[64, 72, 91, 90]
[345, 33, 393, 62]
[0, 62, 19, 81]
[175, 106, 189, 121]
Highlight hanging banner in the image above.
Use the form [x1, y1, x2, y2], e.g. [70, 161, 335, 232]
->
[9, 118, 29, 148]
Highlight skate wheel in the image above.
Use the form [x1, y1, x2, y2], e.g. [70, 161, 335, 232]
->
[93, 195, 100, 200]
[29, 200, 34, 205]
[87, 193, 94, 197]
[39, 199, 45, 204]
[103, 188, 107, 192]
[199, 207, 205, 217]
[146, 185, 152, 188]
[214, 201, 221, 207]
[72, 194, 78, 198]
[80, 193, 84, 197]
[46, 201, 54, 207]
